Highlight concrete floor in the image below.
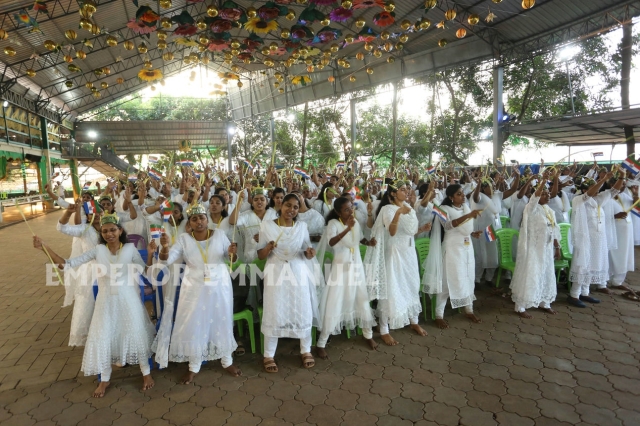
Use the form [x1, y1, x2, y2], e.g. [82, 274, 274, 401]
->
[1, 211, 639, 426]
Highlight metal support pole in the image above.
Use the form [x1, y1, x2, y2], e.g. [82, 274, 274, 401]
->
[391, 82, 398, 167]
[565, 62, 575, 116]
[40, 116, 51, 194]
[492, 66, 504, 162]
[270, 113, 275, 166]
[350, 98, 356, 151]
[227, 121, 233, 172]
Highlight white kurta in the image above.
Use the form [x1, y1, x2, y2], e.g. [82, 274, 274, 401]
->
[609, 193, 635, 277]
[312, 199, 333, 220]
[570, 190, 618, 287]
[236, 209, 278, 263]
[437, 204, 476, 308]
[260, 220, 322, 339]
[297, 209, 325, 249]
[367, 204, 422, 329]
[471, 192, 502, 270]
[153, 231, 236, 368]
[318, 220, 376, 335]
[66, 244, 155, 376]
[57, 222, 100, 346]
[414, 200, 434, 240]
[510, 196, 559, 310]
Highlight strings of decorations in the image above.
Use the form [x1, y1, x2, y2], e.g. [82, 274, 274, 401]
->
[0, 0, 537, 98]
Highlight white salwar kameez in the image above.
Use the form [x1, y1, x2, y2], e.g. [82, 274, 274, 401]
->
[569, 189, 618, 297]
[296, 209, 325, 249]
[236, 209, 278, 263]
[365, 204, 422, 333]
[510, 196, 559, 312]
[259, 220, 323, 357]
[471, 192, 502, 282]
[316, 220, 376, 347]
[608, 193, 635, 286]
[56, 222, 99, 346]
[312, 199, 333, 220]
[66, 244, 155, 381]
[422, 204, 476, 318]
[153, 232, 236, 372]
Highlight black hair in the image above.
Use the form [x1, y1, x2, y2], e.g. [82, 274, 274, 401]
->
[376, 185, 398, 217]
[208, 194, 228, 218]
[276, 193, 300, 221]
[325, 196, 351, 225]
[250, 191, 270, 211]
[269, 187, 286, 208]
[317, 182, 335, 203]
[214, 187, 229, 196]
[418, 183, 429, 199]
[440, 184, 462, 207]
[171, 202, 184, 224]
[290, 191, 311, 209]
[99, 223, 128, 245]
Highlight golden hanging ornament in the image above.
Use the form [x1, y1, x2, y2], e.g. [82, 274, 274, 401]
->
[456, 28, 467, 38]
[207, 4, 219, 17]
[330, 43, 340, 53]
[43, 40, 57, 50]
[157, 30, 167, 40]
[85, 82, 94, 89]
[355, 52, 364, 60]
[93, 91, 101, 99]
[64, 29, 77, 41]
[364, 42, 373, 51]
[101, 82, 108, 89]
[349, 75, 356, 82]
[90, 24, 100, 35]
[123, 40, 134, 50]
[237, 81, 243, 88]
[79, 0, 97, 19]
[355, 18, 366, 28]
[321, 18, 330, 26]
[246, 7, 257, 18]
[160, 18, 172, 28]
[79, 18, 92, 31]
[399, 33, 409, 43]
[444, 9, 456, 20]
[342, 0, 353, 9]
[103, 67, 110, 75]
[106, 35, 118, 46]
[400, 20, 411, 31]
[76, 50, 87, 59]
[307, 65, 314, 72]
[278, 87, 284, 94]
[138, 42, 148, 54]
[26, 69, 36, 77]
[384, 1, 395, 12]
[160, 0, 172, 9]
[63, 54, 73, 63]
[373, 49, 382, 57]
[424, 0, 437, 8]
[143, 61, 153, 69]
[419, 19, 431, 30]
[438, 38, 447, 47]
[328, 76, 335, 83]
[201, 56, 210, 65]
[116, 77, 124, 84]
[196, 19, 207, 31]
[286, 9, 296, 20]
[344, 34, 355, 43]
[492, 0, 503, 3]
[383, 42, 392, 52]
[65, 80, 73, 88]
[387, 56, 395, 63]
[522, 0, 535, 9]
[157, 40, 167, 50]
[163, 52, 174, 61]
[281, 29, 290, 38]
[0, 29, 8, 40]
[380, 30, 390, 40]
[366, 67, 373, 75]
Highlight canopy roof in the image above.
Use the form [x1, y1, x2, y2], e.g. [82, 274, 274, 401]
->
[510, 107, 640, 146]
[75, 120, 229, 154]
[0, 0, 638, 123]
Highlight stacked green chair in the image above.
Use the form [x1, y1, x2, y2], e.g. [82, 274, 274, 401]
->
[414, 237, 436, 320]
[558, 223, 572, 288]
[494, 228, 519, 287]
[227, 260, 256, 353]
[500, 215, 510, 229]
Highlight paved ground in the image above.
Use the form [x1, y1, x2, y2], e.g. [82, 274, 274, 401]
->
[1, 211, 639, 426]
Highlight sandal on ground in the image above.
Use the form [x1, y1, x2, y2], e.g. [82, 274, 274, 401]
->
[263, 357, 278, 373]
[301, 353, 315, 369]
[234, 341, 245, 357]
[622, 291, 640, 302]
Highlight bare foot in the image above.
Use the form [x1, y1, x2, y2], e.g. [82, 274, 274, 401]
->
[225, 365, 242, 377]
[539, 307, 557, 315]
[365, 338, 378, 350]
[410, 324, 428, 336]
[380, 333, 398, 346]
[142, 374, 154, 390]
[435, 318, 449, 329]
[316, 347, 329, 360]
[466, 313, 482, 323]
[92, 381, 110, 398]
[181, 371, 197, 384]
[596, 288, 611, 294]
[517, 311, 533, 319]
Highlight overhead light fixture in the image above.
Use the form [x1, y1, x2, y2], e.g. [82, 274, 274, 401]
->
[87, 130, 98, 138]
[228, 127, 236, 135]
[2, 101, 8, 108]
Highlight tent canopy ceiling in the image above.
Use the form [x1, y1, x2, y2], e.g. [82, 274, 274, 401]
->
[75, 120, 229, 154]
[510, 107, 640, 146]
[0, 0, 637, 122]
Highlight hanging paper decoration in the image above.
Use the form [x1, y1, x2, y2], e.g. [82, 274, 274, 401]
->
[298, 5, 326, 25]
[372, 11, 395, 27]
[32, 0, 50, 15]
[291, 75, 312, 86]
[138, 69, 163, 82]
[353, 0, 384, 9]
[14, 9, 41, 32]
[257, 2, 288, 20]
[218, 1, 245, 21]
[310, 27, 342, 44]
[329, 7, 353, 22]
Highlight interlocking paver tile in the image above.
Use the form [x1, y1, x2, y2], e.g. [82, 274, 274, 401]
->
[458, 406, 498, 426]
[355, 393, 391, 416]
[504, 379, 542, 400]
[376, 414, 413, 426]
[341, 409, 377, 426]
[245, 394, 282, 418]
[422, 401, 460, 426]
[275, 399, 312, 424]
[295, 384, 328, 406]
[495, 411, 535, 426]
[472, 375, 506, 395]
[537, 399, 581, 423]
[224, 411, 261, 426]
[0, 413, 36, 426]
[466, 390, 503, 413]
[389, 396, 425, 422]
[191, 406, 230, 426]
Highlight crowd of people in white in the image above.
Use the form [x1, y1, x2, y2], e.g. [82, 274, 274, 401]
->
[32, 159, 637, 398]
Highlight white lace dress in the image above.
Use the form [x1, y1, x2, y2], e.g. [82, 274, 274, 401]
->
[317, 220, 376, 336]
[259, 220, 322, 339]
[570, 190, 618, 286]
[609, 193, 635, 278]
[471, 192, 502, 270]
[510, 196, 559, 309]
[66, 244, 155, 376]
[312, 199, 333, 220]
[153, 231, 236, 369]
[428, 204, 476, 308]
[236, 209, 278, 263]
[296, 209, 326, 249]
[366, 204, 422, 329]
[56, 222, 99, 346]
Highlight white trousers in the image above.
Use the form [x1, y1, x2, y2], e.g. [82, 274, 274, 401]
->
[515, 301, 550, 313]
[570, 282, 591, 298]
[609, 273, 627, 286]
[188, 354, 233, 373]
[475, 267, 496, 282]
[379, 318, 417, 335]
[435, 286, 473, 319]
[263, 335, 312, 358]
[101, 361, 150, 382]
[317, 328, 373, 348]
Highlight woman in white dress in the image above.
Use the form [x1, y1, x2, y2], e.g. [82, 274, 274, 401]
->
[414, 182, 437, 239]
[316, 197, 378, 359]
[33, 214, 155, 398]
[258, 194, 322, 373]
[606, 182, 635, 290]
[206, 194, 232, 240]
[365, 180, 430, 345]
[56, 200, 101, 347]
[510, 182, 561, 318]
[293, 192, 326, 249]
[569, 171, 624, 307]
[269, 187, 286, 213]
[423, 184, 483, 330]
[312, 182, 338, 220]
[229, 188, 278, 264]
[155, 203, 241, 383]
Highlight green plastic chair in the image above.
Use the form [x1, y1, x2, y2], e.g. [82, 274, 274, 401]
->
[415, 237, 436, 321]
[558, 223, 572, 288]
[499, 215, 510, 229]
[323, 251, 334, 265]
[495, 228, 519, 287]
[234, 309, 256, 354]
[359, 244, 367, 261]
